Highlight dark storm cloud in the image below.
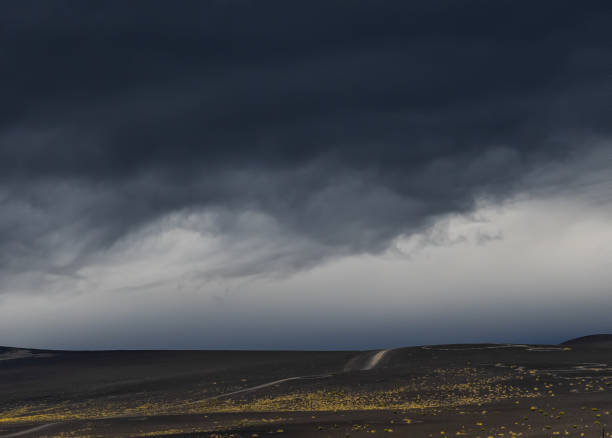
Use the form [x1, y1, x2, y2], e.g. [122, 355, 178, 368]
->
[1, 0, 612, 281]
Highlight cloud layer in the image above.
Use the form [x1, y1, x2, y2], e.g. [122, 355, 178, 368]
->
[1, 1, 611, 299]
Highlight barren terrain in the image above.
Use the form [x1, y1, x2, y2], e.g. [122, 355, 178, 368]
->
[1, 341, 611, 437]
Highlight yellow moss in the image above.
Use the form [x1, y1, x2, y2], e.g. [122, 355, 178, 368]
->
[0, 367, 544, 424]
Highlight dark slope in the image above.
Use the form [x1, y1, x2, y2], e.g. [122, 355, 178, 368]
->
[561, 334, 612, 347]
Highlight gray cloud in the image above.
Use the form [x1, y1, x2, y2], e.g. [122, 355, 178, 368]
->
[1, 1, 612, 289]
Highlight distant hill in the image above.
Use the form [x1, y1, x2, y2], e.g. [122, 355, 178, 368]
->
[561, 334, 612, 347]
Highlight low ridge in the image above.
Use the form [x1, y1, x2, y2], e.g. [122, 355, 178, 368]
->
[561, 334, 612, 347]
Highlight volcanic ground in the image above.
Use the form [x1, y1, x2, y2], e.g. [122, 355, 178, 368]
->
[1, 338, 611, 437]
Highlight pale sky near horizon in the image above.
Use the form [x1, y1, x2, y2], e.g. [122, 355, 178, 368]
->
[1, 1, 611, 349]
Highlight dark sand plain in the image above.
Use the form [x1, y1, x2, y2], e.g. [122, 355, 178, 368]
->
[1, 340, 611, 438]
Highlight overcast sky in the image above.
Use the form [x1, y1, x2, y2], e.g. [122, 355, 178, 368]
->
[1, 1, 611, 350]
